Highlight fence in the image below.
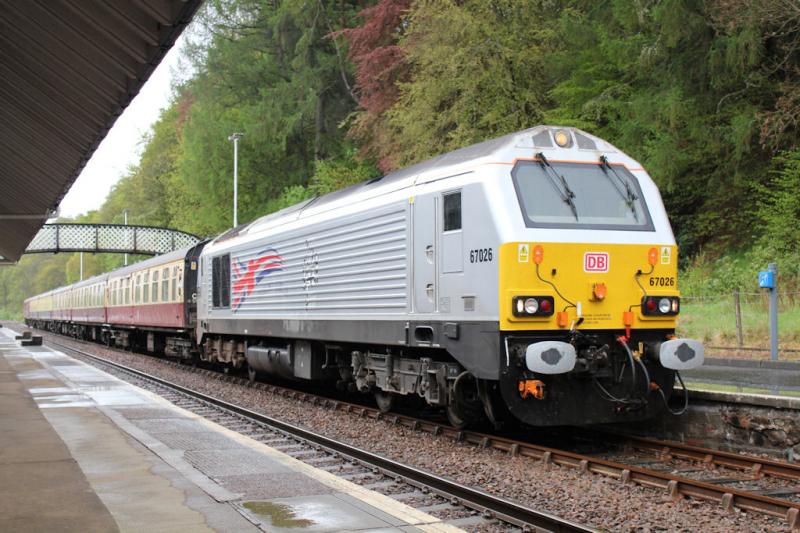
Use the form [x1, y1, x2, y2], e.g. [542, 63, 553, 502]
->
[679, 290, 800, 358]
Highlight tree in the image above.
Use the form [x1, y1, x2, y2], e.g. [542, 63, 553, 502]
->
[385, 0, 558, 167]
[340, 0, 412, 171]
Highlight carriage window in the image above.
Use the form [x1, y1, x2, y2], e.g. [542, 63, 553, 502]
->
[212, 254, 231, 308]
[152, 271, 159, 302]
[171, 266, 179, 301]
[135, 275, 141, 303]
[143, 273, 150, 303]
[161, 268, 169, 301]
[443, 192, 461, 231]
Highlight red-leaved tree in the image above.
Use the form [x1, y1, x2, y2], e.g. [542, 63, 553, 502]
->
[338, 0, 412, 171]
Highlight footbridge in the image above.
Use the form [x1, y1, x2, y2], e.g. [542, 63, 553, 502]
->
[20, 223, 201, 257]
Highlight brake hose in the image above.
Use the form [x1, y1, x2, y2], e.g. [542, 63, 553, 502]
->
[658, 371, 689, 415]
[618, 338, 637, 398]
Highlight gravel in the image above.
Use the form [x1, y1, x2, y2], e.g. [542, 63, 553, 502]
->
[29, 327, 793, 532]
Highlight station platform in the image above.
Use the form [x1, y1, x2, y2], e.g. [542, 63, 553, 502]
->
[683, 356, 800, 401]
[0, 326, 461, 533]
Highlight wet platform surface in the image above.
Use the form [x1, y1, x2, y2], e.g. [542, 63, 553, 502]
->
[0, 326, 461, 532]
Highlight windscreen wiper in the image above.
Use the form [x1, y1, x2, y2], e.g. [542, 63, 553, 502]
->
[599, 155, 639, 220]
[536, 152, 579, 221]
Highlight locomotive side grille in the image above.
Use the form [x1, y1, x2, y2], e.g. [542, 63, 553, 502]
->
[229, 203, 408, 316]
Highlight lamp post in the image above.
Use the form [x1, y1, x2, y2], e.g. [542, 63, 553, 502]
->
[123, 209, 129, 266]
[228, 133, 243, 228]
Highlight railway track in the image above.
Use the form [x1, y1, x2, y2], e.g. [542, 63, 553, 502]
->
[43, 337, 592, 533]
[40, 333, 800, 531]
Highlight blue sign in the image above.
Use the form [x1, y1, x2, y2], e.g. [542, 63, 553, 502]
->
[758, 271, 775, 289]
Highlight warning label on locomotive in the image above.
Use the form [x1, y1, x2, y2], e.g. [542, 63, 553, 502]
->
[660, 246, 671, 264]
[584, 252, 609, 272]
[518, 244, 529, 263]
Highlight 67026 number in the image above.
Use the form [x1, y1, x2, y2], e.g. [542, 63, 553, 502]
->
[649, 276, 675, 287]
[469, 248, 493, 263]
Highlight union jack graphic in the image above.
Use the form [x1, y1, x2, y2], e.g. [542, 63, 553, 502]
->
[231, 248, 283, 311]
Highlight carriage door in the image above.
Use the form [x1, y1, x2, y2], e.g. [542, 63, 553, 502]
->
[413, 194, 437, 313]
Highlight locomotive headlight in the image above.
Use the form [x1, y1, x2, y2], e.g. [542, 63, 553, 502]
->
[641, 296, 680, 316]
[554, 130, 571, 147]
[512, 296, 555, 317]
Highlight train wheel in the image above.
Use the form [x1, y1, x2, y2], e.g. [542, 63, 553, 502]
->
[477, 379, 512, 430]
[374, 390, 395, 413]
[447, 371, 487, 429]
[445, 403, 470, 430]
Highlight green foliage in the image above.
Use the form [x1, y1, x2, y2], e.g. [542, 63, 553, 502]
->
[756, 148, 800, 272]
[175, 0, 364, 234]
[308, 148, 380, 195]
[386, 0, 556, 166]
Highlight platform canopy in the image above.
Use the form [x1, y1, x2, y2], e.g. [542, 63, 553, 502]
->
[0, 0, 203, 263]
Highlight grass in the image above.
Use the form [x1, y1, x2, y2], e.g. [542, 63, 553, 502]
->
[677, 296, 800, 360]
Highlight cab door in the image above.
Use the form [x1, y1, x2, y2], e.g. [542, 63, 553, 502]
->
[412, 194, 437, 313]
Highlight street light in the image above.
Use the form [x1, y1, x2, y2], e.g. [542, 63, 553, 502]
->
[122, 209, 129, 266]
[228, 132, 244, 228]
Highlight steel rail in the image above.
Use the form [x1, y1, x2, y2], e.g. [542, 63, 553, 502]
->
[608, 434, 800, 482]
[48, 340, 593, 533]
[42, 334, 800, 530]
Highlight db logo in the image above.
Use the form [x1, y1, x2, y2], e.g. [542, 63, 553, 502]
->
[584, 252, 609, 273]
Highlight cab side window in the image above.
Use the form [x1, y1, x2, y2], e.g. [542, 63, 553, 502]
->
[443, 191, 461, 231]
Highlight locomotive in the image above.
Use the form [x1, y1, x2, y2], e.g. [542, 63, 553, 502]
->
[25, 126, 704, 428]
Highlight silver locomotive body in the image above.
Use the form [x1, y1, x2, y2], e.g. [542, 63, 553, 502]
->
[194, 125, 701, 427]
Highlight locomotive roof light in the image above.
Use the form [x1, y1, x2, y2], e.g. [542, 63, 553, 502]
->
[553, 129, 572, 147]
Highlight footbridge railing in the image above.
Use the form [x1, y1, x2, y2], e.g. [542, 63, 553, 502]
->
[24, 224, 201, 256]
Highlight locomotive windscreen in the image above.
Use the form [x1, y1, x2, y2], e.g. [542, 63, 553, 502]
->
[511, 160, 654, 231]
